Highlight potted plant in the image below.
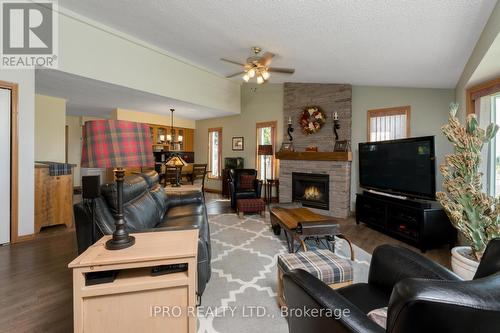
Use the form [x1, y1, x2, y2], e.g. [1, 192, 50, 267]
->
[436, 103, 500, 279]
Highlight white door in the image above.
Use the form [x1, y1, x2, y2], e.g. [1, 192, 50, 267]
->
[0, 88, 11, 244]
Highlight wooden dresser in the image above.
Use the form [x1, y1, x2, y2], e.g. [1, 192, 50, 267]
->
[69, 230, 198, 333]
[34, 163, 73, 233]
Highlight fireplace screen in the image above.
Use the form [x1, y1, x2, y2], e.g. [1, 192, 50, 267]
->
[292, 172, 329, 210]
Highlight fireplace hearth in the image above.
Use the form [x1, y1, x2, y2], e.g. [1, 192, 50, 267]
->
[292, 172, 329, 210]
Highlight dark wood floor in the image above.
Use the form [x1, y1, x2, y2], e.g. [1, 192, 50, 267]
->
[0, 193, 451, 332]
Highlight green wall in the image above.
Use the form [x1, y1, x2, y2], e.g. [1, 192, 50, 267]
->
[58, 7, 241, 115]
[196, 83, 455, 211]
[455, 0, 500, 118]
[351, 86, 455, 207]
[195, 83, 284, 190]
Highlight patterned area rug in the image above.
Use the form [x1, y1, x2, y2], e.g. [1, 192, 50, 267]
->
[197, 213, 371, 333]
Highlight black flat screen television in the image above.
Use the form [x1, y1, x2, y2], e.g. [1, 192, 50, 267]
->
[358, 136, 436, 200]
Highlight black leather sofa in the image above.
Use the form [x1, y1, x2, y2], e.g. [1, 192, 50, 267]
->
[228, 169, 262, 209]
[74, 171, 211, 295]
[283, 239, 500, 333]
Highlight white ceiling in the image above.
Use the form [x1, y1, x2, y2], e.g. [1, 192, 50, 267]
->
[35, 69, 233, 119]
[58, 0, 498, 88]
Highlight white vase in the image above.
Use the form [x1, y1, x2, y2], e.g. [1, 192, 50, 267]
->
[451, 246, 479, 280]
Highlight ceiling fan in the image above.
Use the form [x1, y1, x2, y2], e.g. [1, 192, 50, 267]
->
[221, 47, 295, 84]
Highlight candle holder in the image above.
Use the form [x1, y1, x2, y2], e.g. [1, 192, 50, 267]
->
[333, 118, 340, 141]
[287, 122, 294, 142]
[280, 118, 295, 152]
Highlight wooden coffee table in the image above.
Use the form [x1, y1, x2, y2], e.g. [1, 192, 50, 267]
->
[270, 206, 352, 255]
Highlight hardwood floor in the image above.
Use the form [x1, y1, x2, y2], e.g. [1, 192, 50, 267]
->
[0, 226, 76, 333]
[0, 193, 451, 332]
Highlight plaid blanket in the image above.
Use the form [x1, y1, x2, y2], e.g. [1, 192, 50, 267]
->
[37, 162, 74, 176]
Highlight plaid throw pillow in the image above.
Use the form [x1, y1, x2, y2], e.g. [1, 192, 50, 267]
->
[239, 175, 255, 190]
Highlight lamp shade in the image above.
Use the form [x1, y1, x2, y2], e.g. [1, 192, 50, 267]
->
[81, 120, 154, 168]
[258, 144, 273, 156]
[165, 155, 187, 167]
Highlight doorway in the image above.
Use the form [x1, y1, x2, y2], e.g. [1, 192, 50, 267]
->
[0, 80, 18, 245]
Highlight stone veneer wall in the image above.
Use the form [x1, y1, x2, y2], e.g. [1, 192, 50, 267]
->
[279, 160, 351, 218]
[279, 83, 352, 218]
[283, 83, 352, 151]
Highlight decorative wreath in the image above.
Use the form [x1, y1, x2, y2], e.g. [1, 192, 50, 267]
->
[299, 106, 326, 135]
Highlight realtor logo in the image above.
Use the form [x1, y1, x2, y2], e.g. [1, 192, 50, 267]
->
[1, 0, 58, 68]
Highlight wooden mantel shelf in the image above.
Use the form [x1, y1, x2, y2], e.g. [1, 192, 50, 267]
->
[275, 151, 352, 161]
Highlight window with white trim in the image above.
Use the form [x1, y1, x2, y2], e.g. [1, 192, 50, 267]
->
[256, 121, 277, 180]
[367, 106, 411, 142]
[208, 128, 222, 179]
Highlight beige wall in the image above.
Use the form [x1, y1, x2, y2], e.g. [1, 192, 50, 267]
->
[113, 108, 196, 129]
[455, 0, 500, 118]
[195, 83, 284, 190]
[35, 94, 66, 163]
[58, 7, 241, 115]
[66, 116, 82, 186]
[351, 86, 455, 208]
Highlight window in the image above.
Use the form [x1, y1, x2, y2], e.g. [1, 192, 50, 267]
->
[208, 128, 222, 179]
[367, 106, 411, 142]
[488, 95, 500, 197]
[256, 121, 277, 180]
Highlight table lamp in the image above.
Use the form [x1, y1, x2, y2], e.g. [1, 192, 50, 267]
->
[81, 120, 154, 250]
[165, 153, 187, 187]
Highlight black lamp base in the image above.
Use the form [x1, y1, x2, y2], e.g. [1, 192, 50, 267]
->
[105, 235, 135, 250]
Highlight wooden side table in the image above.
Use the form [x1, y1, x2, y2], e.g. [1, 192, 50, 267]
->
[265, 179, 279, 204]
[68, 230, 198, 333]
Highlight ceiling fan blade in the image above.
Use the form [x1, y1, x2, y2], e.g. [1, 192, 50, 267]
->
[259, 52, 275, 66]
[268, 67, 295, 74]
[220, 58, 246, 66]
[226, 71, 245, 78]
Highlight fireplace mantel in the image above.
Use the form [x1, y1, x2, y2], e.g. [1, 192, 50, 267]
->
[275, 151, 352, 162]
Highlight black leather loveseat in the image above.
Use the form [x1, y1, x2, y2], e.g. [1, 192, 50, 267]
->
[74, 171, 211, 295]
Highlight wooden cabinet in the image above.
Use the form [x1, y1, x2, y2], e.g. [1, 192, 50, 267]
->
[149, 124, 194, 152]
[183, 128, 194, 152]
[34, 164, 73, 233]
[69, 230, 198, 333]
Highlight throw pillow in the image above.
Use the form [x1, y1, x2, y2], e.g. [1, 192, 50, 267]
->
[239, 175, 255, 190]
[367, 307, 388, 329]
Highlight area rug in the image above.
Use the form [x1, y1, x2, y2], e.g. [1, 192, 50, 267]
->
[197, 213, 371, 333]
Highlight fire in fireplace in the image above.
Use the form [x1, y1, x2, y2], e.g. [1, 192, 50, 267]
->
[303, 186, 322, 201]
[292, 172, 329, 210]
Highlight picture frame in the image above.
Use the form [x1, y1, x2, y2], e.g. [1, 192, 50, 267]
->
[333, 140, 351, 152]
[232, 137, 244, 151]
[279, 142, 294, 152]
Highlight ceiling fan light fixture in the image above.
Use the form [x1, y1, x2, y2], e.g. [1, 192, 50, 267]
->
[248, 68, 256, 78]
[262, 70, 270, 80]
[242, 73, 250, 82]
[256, 75, 264, 84]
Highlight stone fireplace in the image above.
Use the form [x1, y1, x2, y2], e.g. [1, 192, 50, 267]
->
[279, 159, 351, 218]
[292, 172, 329, 210]
[277, 83, 352, 218]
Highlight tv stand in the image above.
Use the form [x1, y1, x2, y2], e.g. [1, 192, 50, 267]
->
[356, 191, 455, 252]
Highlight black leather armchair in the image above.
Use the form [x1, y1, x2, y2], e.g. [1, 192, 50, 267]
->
[74, 171, 211, 295]
[228, 169, 262, 209]
[283, 239, 500, 333]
